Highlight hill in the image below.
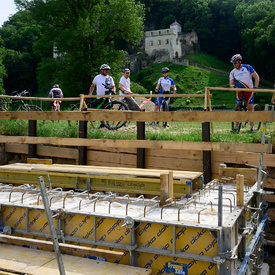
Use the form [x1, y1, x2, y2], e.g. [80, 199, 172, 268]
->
[131, 52, 272, 109]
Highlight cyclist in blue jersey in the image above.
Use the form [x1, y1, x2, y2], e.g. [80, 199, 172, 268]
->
[229, 54, 260, 132]
[150, 67, 176, 127]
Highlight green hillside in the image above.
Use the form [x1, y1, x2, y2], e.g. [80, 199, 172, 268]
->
[131, 53, 271, 109]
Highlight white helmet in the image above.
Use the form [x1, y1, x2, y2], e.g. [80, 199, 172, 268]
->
[100, 64, 111, 70]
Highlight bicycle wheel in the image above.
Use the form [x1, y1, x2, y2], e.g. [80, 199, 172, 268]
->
[68, 103, 80, 126]
[231, 103, 243, 133]
[0, 98, 8, 111]
[101, 100, 128, 130]
[253, 104, 262, 131]
[161, 101, 169, 128]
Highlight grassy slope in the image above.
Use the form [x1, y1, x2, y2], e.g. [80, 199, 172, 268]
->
[131, 52, 272, 109]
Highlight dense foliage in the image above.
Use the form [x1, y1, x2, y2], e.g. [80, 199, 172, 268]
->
[0, 0, 275, 96]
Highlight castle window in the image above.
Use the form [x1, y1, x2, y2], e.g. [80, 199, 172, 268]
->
[167, 30, 169, 34]
[159, 31, 161, 35]
[158, 40, 161, 45]
[166, 39, 169, 44]
[151, 32, 153, 36]
[176, 40, 178, 45]
[150, 41, 153, 46]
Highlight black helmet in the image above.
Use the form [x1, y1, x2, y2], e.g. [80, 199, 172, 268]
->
[161, 67, 169, 73]
[230, 54, 242, 63]
[53, 84, 59, 88]
[100, 64, 111, 70]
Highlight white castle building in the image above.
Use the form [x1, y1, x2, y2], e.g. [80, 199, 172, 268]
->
[144, 21, 198, 63]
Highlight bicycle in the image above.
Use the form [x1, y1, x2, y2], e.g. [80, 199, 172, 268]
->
[231, 92, 261, 133]
[0, 90, 43, 112]
[157, 91, 171, 128]
[69, 85, 128, 130]
[53, 99, 61, 111]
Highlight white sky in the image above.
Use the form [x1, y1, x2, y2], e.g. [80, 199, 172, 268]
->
[0, 0, 17, 27]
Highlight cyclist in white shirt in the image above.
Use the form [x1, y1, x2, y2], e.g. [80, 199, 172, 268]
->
[119, 68, 140, 111]
[89, 64, 116, 98]
[229, 54, 260, 132]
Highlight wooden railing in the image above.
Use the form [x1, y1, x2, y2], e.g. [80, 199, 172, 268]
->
[1, 87, 275, 183]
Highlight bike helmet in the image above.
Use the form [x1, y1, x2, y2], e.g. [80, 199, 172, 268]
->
[161, 67, 169, 73]
[100, 64, 111, 70]
[230, 54, 242, 63]
[53, 84, 59, 88]
[124, 68, 130, 73]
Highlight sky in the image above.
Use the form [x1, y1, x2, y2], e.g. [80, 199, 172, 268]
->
[0, 0, 17, 27]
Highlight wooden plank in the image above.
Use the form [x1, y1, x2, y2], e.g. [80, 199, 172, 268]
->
[213, 151, 275, 167]
[263, 194, 275, 203]
[27, 158, 52, 165]
[87, 150, 137, 167]
[5, 143, 28, 154]
[0, 244, 151, 275]
[0, 235, 123, 260]
[266, 209, 275, 221]
[0, 135, 269, 153]
[5, 144, 78, 160]
[219, 167, 257, 186]
[0, 110, 274, 122]
[263, 178, 275, 189]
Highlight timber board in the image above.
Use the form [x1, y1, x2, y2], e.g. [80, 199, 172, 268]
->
[0, 244, 151, 275]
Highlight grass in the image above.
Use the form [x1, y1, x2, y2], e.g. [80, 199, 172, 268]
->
[1, 119, 274, 144]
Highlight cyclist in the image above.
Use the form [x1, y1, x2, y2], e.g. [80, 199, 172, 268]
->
[229, 54, 260, 132]
[89, 64, 116, 98]
[48, 84, 63, 111]
[88, 64, 116, 128]
[119, 68, 140, 111]
[151, 67, 177, 126]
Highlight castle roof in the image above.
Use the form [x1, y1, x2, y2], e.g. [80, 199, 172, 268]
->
[170, 21, 181, 27]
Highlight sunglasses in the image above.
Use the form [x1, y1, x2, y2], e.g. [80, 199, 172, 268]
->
[162, 71, 169, 74]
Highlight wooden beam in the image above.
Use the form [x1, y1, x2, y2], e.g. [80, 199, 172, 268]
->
[236, 174, 244, 206]
[0, 110, 274, 122]
[0, 235, 124, 260]
[0, 136, 269, 153]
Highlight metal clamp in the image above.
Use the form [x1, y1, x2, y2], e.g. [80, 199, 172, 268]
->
[121, 216, 134, 229]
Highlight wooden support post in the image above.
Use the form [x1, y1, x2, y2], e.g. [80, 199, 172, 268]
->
[78, 120, 87, 165]
[160, 173, 173, 206]
[28, 119, 37, 158]
[168, 171, 174, 198]
[79, 94, 85, 110]
[236, 174, 244, 207]
[202, 122, 211, 184]
[137, 121, 145, 168]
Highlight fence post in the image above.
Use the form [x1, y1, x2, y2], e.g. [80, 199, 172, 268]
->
[28, 120, 37, 158]
[137, 121, 145, 168]
[78, 120, 87, 165]
[202, 122, 211, 184]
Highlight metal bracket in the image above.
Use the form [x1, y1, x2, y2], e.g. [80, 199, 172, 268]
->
[121, 216, 134, 229]
[0, 226, 13, 235]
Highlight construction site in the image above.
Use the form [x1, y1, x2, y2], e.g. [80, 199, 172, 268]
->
[0, 88, 275, 275]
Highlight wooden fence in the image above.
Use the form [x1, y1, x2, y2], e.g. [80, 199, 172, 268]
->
[0, 87, 275, 187]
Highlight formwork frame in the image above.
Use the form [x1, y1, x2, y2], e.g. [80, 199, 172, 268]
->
[0, 180, 268, 275]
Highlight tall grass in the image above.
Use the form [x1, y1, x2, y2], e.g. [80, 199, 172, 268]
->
[1, 120, 273, 144]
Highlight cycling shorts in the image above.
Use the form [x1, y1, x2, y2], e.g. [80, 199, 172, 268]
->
[236, 92, 254, 104]
[155, 92, 170, 107]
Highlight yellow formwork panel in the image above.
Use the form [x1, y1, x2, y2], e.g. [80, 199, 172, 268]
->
[2, 207, 26, 231]
[137, 253, 216, 275]
[2, 207, 56, 235]
[136, 223, 217, 257]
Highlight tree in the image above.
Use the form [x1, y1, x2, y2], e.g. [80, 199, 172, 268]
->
[0, 37, 7, 94]
[15, 0, 145, 96]
[0, 11, 42, 94]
